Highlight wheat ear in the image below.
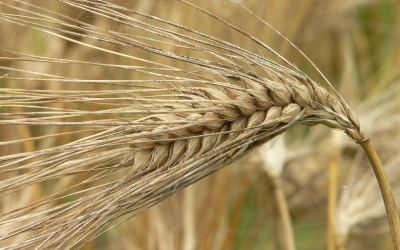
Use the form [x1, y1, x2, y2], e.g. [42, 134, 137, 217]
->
[0, 0, 399, 249]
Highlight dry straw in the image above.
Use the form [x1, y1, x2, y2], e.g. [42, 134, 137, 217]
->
[254, 136, 310, 250]
[336, 152, 400, 249]
[0, 0, 399, 249]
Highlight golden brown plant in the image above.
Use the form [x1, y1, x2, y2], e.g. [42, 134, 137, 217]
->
[0, 0, 398, 249]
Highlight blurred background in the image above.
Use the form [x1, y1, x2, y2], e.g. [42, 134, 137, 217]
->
[1, 0, 400, 249]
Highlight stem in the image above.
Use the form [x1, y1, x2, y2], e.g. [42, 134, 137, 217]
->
[221, 175, 248, 250]
[183, 188, 196, 250]
[327, 149, 340, 250]
[358, 139, 400, 250]
[272, 176, 296, 250]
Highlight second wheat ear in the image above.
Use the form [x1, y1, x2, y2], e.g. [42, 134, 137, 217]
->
[0, 0, 399, 249]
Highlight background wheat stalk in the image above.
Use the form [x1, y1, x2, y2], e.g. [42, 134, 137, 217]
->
[336, 151, 400, 249]
[0, 0, 399, 249]
[254, 135, 311, 250]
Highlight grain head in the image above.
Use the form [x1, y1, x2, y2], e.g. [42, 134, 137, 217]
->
[0, 0, 378, 249]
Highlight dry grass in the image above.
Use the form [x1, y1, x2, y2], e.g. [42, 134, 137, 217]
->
[0, 0, 399, 249]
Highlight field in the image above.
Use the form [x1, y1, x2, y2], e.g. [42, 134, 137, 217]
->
[1, 0, 400, 249]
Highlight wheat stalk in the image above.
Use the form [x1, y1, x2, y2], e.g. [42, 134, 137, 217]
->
[0, 0, 398, 249]
[336, 151, 400, 249]
[255, 136, 298, 250]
